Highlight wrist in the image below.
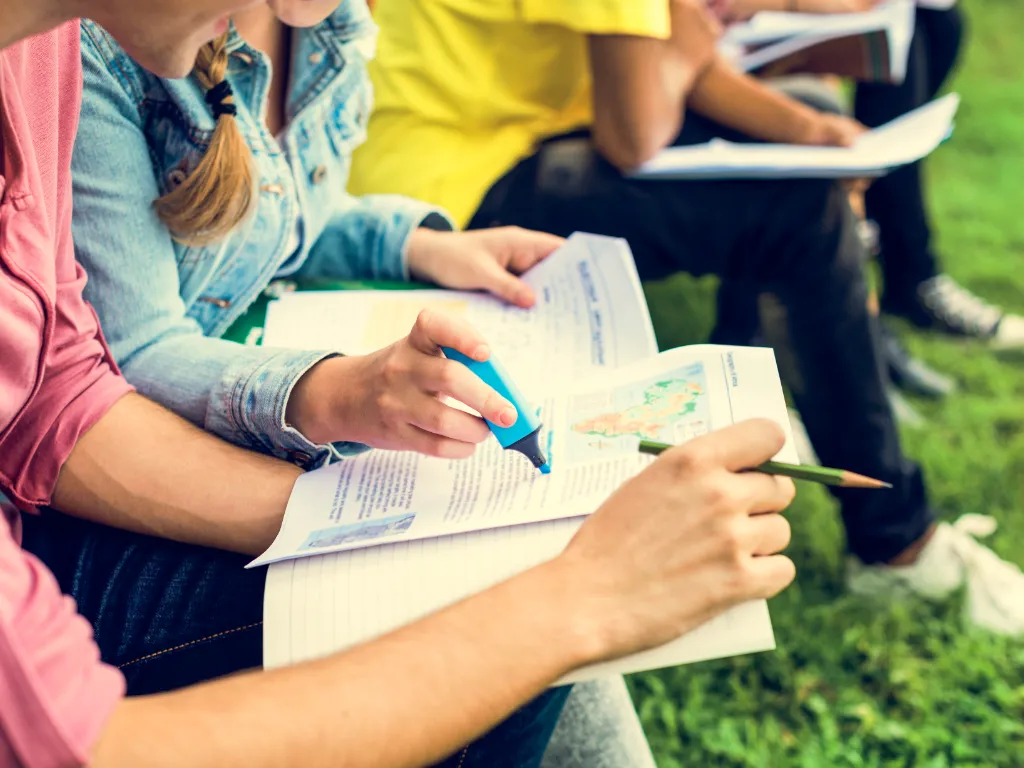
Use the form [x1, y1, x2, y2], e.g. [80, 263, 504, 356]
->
[405, 227, 443, 283]
[519, 555, 616, 669]
[286, 356, 364, 446]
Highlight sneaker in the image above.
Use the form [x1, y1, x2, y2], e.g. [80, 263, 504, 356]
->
[889, 275, 1024, 348]
[879, 323, 955, 399]
[847, 515, 1024, 636]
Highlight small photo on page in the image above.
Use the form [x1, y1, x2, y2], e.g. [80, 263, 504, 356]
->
[299, 513, 417, 551]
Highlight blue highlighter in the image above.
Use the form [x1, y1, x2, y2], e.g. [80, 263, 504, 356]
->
[441, 347, 551, 475]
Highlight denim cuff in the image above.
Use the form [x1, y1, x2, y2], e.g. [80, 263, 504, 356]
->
[371, 196, 455, 281]
[208, 348, 369, 469]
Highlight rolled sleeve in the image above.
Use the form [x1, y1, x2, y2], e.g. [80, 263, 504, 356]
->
[292, 194, 455, 284]
[207, 346, 370, 468]
[0, 212, 133, 511]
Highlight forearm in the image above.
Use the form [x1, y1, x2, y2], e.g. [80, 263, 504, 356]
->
[119, 332, 355, 465]
[589, 35, 696, 169]
[294, 196, 453, 283]
[54, 393, 302, 555]
[92, 560, 593, 768]
[688, 56, 818, 142]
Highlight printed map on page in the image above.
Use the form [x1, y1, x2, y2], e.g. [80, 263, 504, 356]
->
[566, 362, 710, 463]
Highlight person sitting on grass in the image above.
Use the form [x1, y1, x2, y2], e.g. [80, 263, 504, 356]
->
[0, 2, 798, 765]
[66, 1, 656, 761]
[723, 0, 1024, 346]
[348, 0, 1024, 634]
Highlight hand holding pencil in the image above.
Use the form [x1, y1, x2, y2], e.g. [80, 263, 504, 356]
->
[639, 440, 891, 489]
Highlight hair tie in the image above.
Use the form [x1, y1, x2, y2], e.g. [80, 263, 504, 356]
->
[206, 81, 237, 119]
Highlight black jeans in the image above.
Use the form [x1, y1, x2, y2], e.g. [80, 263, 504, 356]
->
[469, 113, 933, 563]
[856, 6, 965, 308]
[21, 509, 569, 767]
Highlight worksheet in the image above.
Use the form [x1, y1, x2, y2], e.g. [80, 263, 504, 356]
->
[262, 232, 657, 396]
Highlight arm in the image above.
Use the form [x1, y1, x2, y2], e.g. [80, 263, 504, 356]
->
[688, 55, 819, 142]
[72, 27, 355, 467]
[54, 393, 301, 555]
[91, 420, 797, 768]
[292, 196, 454, 283]
[587, 0, 721, 169]
[687, 56, 864, 145]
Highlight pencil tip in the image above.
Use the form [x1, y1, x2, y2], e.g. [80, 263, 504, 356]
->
[841, 471, 892, 489]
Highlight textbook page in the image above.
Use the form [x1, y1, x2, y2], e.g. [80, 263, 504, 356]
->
[262, 232, 657, 395]
[250, 345, 794, 567]
[632, 93, 958, 181]
[263, 345, 795, 681]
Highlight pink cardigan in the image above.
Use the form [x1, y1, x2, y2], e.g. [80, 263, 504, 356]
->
[0, 22, 129, 767]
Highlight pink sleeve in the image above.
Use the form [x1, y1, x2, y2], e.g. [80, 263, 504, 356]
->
[0, 507, 125, 768]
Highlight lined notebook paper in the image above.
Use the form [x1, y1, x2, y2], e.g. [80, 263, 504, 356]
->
[263, 519, 777, 684]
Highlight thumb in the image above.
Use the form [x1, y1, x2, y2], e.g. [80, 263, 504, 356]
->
[479, 259, 536, 307]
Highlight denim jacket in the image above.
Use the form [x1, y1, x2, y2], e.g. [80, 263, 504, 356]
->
[71, 3, 452, 467]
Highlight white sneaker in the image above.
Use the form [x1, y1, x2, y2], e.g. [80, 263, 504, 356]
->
[847, 515, 1024, 636]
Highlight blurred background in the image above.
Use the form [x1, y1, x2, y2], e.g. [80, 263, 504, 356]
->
[638, 1, 1024, 764]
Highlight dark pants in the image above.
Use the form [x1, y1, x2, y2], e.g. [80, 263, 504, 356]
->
[469, 112, 933, 563]
[21, 509, 568, 768]
[857, 6, 965, 309]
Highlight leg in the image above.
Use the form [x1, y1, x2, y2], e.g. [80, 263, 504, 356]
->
[470, 123, 933, 564]
[22, 509, 571, 763]
[21, 507, 265, 694]
[855, 7, 965, 316]
[541, 677, 656, 768]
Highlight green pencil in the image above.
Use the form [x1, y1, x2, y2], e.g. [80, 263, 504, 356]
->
[637, 440, 892, 489]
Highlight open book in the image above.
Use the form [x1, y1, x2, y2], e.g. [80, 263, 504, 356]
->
[633, 93, 958, 181]
[256, 234, 797, 683]
[720, 1, 915, 81]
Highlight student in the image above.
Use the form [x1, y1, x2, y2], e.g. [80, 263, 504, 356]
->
[348, 0, 1024, 633]
[0, 4, 798, 767]
[66, 2, 656, 760]
[722, 1, 1024, 346]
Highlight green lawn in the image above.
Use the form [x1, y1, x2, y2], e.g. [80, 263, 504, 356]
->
[634, 2, 1024, 764]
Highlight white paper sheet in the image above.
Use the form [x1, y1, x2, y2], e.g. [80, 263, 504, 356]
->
[262, 232, 657, 396]
[632, 92, 958, 181]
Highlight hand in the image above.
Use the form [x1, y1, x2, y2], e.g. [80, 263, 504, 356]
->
[287, 310, 518, 458]
[551, 419, 797, 660]
[792, 0, 881, 12]
[406, 227, 564, 309]
[669, 0, 724, 79]
[795, 113, 867, 147]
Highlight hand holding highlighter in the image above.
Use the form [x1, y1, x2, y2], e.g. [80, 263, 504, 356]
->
[441, 347, 551, 474]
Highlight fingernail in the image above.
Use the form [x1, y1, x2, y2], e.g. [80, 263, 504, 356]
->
[473, 344, 491, 362]
[499, 407, 517, 427]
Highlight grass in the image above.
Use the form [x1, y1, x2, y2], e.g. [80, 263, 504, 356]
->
[634, 2, 1024, 764]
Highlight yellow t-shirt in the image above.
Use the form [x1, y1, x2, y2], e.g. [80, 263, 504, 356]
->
[349, 0, 670, 227]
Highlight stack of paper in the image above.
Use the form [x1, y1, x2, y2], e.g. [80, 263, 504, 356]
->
[632, 92, 958, 181]
[721, 1, 916, 80]
[258, 234, 798, 683]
